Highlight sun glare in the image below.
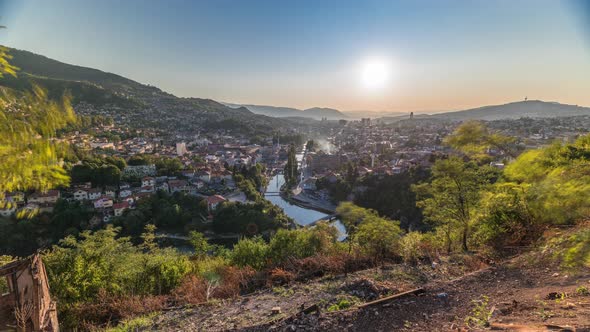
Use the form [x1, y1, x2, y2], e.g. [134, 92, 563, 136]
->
[360, 57, 392, 91]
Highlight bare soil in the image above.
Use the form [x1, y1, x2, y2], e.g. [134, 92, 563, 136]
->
[142, 253, 590, 331]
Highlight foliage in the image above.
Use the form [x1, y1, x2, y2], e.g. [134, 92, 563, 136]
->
[399, 231, 425, 264]
[464, 295, 493, 328]
[212, 200, 292, 235]
[473, 182, 536, 249]
[284, 144, 299, 188]
[268, 223, 339, 264]
[413, 157, 497, 252]
[444, 120, 517, 162]
[576, 286, 589, 296]
[70, 162, 121, 187]
[354, 167, 430, 231]
[233, 163, 267, 201]
[154, 156, 183, 176]
[230, 236, 269, 270]
[356, 215, 402, 263]
[551, 228, 590, 270]
[327, 296, 359, 312]
[0, 199, 95, 256]
[0, 85, 76, 196]
[189, 231, 211, 257]
[504, 136, 590, 224]
[114, 191, 208, 237]
[106, 313, 157, 332]
[336, 202, 378, 253]
[43, 226, 191, 326]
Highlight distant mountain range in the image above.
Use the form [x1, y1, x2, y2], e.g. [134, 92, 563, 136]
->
[223, 103, 348, 120]
[429, 100, 590, 121]
[3, 47, 589, 128]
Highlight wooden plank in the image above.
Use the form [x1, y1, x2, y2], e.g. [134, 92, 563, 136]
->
[355, 288, 425, 308]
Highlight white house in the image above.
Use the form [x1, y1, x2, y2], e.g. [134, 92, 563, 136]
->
[119, 189, 132, 198]
[104, 187, 117, 198]
[88, 188, 102, 200]
[73, 189, 89, 201]
[28, 190, 60, 204]
[93, 197, 113, 209]
[206, 195, 226, 212]
[142, 177, 155, 188]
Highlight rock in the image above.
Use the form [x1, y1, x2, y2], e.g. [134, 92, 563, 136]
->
[271, 306, 282, 315]
[552, 272, 560, 277]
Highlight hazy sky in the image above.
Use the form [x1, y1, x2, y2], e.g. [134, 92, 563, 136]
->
[1, 0, 589, 112]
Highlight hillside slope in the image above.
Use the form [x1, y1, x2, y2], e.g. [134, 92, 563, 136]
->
[224, 103, 348, 120]
[431, 100, 590, 121]
[0, 46, 293, 131]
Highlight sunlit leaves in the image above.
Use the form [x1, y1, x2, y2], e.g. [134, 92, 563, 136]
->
[444, 120, 517, 162]
[0, 46, 18, 78]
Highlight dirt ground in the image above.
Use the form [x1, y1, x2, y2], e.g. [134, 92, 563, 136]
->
[143, 253, 590, 332]
[147, 256, 484, 331]
[253, 257, 590, 332]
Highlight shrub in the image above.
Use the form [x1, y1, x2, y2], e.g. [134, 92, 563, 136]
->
[464, 295, 493, 328]
[172, 275, 207, 305]
[267, 268, 295, 286]
[399, 232, 424, 264]
[230, 236, 269, 270]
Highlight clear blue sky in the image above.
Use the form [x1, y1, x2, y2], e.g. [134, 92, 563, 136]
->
[1, 0, 589, 112]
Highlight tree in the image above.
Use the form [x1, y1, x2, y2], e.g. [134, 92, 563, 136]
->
[0, 85, 76, 196]
[230, 236, 269, 270]
[444, 121, 517, 162]
[336, 202, 378, 253]
[0, 45, 76, 211]
[284, 144, 299, 187]
[356, 215, 402, 264]
[189, 231, 211, 257]
[413, 157, 492, 252]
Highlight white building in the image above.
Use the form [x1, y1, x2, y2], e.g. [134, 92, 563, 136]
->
[73, 189, 89, 201]
[176, 142, 188, 156]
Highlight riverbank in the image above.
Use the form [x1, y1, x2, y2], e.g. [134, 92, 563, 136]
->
[279, 190, 336, 215]
[264, 173, 347, 239]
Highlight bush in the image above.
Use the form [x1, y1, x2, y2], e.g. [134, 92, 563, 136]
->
[399, 232, 424, 264]
[230, 236, 269, 270]
[356, 215, 402, 263]
[267, 268, 295, 286]
[172, 275, 207, 305]
[64, 290, 167, 329]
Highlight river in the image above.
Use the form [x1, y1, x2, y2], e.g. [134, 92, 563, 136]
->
[264, 173, 347, 240]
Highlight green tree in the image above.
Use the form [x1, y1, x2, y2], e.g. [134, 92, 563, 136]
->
[413, 157, 493, 252]
[356, 215, 402, 264]
[336, 202, 378, 253]
[189, 231, 211, 257]
[230, 236, 269, 270]
[284, 144, 299, 187]
[444, 121, 517, 162]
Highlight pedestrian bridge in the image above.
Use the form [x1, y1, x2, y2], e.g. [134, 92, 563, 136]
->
[305, 214, 339, 227]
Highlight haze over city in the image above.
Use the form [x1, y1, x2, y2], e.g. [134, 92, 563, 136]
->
[2, 0, 590, 113]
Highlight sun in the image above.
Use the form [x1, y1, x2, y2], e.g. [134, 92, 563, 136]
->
[360, 57, 392, 91]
